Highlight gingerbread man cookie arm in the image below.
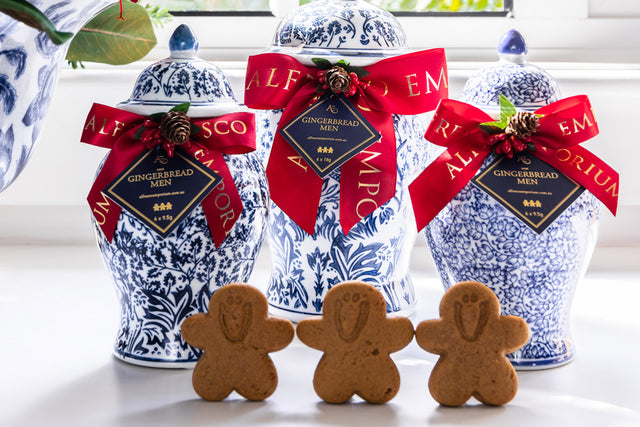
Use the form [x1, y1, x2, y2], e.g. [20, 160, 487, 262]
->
[415, 319, 448, 355]
[181, 313, 213, 349]
[296, 318, 331, 351]
[497, 315, 530, 354]
[261, 317, 295, 352]
[382, 317, 415, 353]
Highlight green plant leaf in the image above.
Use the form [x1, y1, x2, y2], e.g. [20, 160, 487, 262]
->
[149, 112, 164, 122]
[190, 123, 201, 135]
[0, 0, 73, 45]
[478, 123, 504, 134]
[311, 58, 333, 70]
[144, 4, 172, 28]
[350, 65, 369, 78]
[498, 94, 516, 124]
[65, 1, 156, 66]
[170, 102, 191, 113]
[133, 125, 145, 140]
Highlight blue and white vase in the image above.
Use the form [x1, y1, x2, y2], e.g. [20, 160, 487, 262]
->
[425, 30, 600, 369]
[0, 0, 113, 192]
[91, 25, 269, 368]
[255, 0, 433, 322]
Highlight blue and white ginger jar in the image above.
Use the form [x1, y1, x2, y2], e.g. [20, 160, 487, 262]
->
[92, 25, 269, 368]
[256, 0, 433, 322]
[425, 30, 600, 369]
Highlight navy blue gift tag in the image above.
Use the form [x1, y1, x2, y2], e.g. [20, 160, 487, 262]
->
[472, 153, 585, 234]
[279, 94, 381, 178]
[106, 149, 222, 238]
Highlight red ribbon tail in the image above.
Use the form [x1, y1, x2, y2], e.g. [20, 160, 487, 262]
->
[339, 111, 397, 234]
[87, 175, 121, 242]
[533, 145, 619, 216]
[266, 154, 322, 235]
[409, 142, 489, 231]
[200, 152, 245, 248]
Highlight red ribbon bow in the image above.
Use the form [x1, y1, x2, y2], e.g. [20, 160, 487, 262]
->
[244, 50, 448, 235]
[81, 103, 256, 248]
[409, 95, 619, 231]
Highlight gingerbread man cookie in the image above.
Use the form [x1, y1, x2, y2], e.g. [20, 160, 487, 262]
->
[181, 283, 294, 401]
[415, 281, 529, 406]
[297, 281, 414, 404]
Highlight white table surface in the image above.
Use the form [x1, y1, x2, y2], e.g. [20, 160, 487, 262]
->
[1, 245, 639, 427]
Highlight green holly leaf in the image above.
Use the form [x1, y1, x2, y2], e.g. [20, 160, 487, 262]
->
[191, 123, 201, 135]
[311, 58, 333, 70]
[479, 94, 518, 133]
[170, 102, 191, 114]
[478, 123, 504, 134]
[349, 65, 370, 78]
[149, 112, 164, 122]
[499, 94, 517, 125]
[133, 125, 145, 140]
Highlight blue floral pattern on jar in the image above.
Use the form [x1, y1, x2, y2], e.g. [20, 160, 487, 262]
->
[128, 59, 235, 106]
[257, 108, 430, 321]
[272, 0, 406, 54]
[94, 153, 269, 367]
[0, 0, 115, 191]
[461, 63, 561, 110]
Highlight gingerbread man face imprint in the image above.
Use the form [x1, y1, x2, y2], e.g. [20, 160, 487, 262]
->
[219, 294, 252, 343]
[335, 290, 370, 343]
[453, 291, 489, 342]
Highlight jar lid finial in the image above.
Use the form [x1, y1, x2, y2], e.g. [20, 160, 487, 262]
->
[498, 29, 527, 64]
[169, 24, 199, 59]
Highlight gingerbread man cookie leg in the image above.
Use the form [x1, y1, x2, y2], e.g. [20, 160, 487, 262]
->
[181, 283, 294, 401]
[415, 281, 529, 407]
[297, 281, 414, 404]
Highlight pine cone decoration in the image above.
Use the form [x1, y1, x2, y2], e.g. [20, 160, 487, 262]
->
[160, 111, 191, 145]
[505, 112, 539, 139]
[326, 66, 351, 94]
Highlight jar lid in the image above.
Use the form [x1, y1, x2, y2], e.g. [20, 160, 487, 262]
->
[269, 0, 408, 65]
[461, 29, 561, 112]
[119, 24, 240, 117]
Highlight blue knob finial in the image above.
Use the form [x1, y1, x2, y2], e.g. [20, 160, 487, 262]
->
[169, 24, 199, 58]
[498, 29, 527, 56]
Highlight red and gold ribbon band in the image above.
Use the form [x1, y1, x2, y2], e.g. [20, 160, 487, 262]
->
[244, 49, 448, 235]
[409, 95, 619, 231]
[81, 103, 256, 248]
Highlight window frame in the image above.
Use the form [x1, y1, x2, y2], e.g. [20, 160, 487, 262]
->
[146, 0, 640, 64]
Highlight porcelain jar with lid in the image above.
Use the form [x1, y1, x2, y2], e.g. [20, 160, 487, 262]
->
[422, 30, 606, 369]
[83, 25, 269, 368]
[244, 0, 448, 321]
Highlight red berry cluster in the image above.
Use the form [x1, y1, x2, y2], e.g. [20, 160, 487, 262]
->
[485, 133, 532, 159]
[317, 69, 361, 97]
[139, 120, 192, 158]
